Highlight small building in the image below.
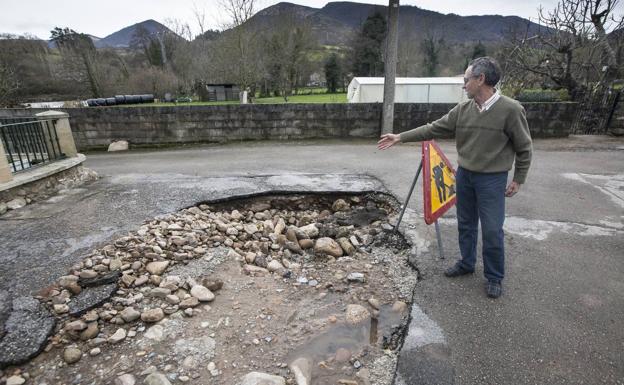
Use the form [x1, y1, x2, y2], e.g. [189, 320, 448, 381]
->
[198, 84, 241, 102]
[347, 77, 468, 103]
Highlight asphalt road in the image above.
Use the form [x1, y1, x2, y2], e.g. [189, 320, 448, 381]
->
[2, 136, 623, 384]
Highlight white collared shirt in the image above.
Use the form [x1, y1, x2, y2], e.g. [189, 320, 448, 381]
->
[477, 90, 500, 112]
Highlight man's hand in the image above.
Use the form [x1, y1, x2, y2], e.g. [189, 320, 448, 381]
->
[505, 181, 521, 197]
[377, 134, 401, 150]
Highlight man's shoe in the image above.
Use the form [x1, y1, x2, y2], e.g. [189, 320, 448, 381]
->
[486, 281, 502, 299]
[444, 263, 474, 277]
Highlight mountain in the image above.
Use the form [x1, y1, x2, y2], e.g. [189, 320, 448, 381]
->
[94, 19, 174, 48]
[242, 1, 547, 46]
[50, 2, 549, 50]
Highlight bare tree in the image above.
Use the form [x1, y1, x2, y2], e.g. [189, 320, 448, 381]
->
[218, 0, 259, 90]
[502, 0, 623, 99]
[50, 27, 103, 98]
[0, 62, 20, 106]
[263, 12, 316, 100]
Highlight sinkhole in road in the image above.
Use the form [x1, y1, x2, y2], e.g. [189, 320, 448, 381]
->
[18, 192, 418, 385]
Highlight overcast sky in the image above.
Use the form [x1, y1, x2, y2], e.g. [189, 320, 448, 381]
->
[1, 0, 620, 40]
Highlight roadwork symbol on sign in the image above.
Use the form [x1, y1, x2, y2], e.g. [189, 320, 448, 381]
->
[423, 140, 456, 225]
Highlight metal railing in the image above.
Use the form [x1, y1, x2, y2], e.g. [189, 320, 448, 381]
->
[0, 117, 65, 173]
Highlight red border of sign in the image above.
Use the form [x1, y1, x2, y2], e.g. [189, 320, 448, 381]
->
[422, 140, 457, 225]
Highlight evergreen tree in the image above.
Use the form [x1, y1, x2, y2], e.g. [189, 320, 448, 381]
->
[324, 53, 342, 93]
[350, 12, 387, 76]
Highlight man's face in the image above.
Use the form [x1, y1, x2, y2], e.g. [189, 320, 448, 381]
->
[463, 66, 481, 99]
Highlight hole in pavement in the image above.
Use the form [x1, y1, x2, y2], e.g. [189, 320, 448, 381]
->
[4, 192, 418, 385]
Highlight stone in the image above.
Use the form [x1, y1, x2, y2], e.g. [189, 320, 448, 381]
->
[166, 294, 180, 304]
[245, 252, 256, 264]
[202, 278, 224, 292]
[134, 275, 149, 286]
[243, 265, 269, 276]
[298, 223, 319, 238]
[244, 224, 260, 234]
[285, 241, 302, 254]
[145, 372, 172, 385]
[314, 237, 343, 258]
[335, 348, 352, 362]
[54, 304, 69, 314]
[121, 307, 141, 322]
[0, 296, 56, 367]
[150, 287, 172, 298]
[286, 227, 298, 243]
[79, 270, 98, 279]
[298, 239, 314, 249]
[368, 298, 381, 310]
[179, 297, 200, 309]
[78, 271, 121, 287]
[332, 199, 350, 212]
[59, 275, 79, 288]
[120, 274, 135, 287]
[68, 283, 117, 316]
[6, 375, 26, 385]
[190, 285, 215, 302]
[347, 272, 365, 283]
[226, 227, 239, 236]
[144, 325, 164, 341]
[109, 258, 123, 271]
[345, 304, 370, 325]
[289, 357, 312, 385]
[66, 320, 87, 331]
[274, 218, 286, 235]
[337, 237, 356, 255]
[80, 322, 99, 340]
[108, 328, 127, 343]
[89, 347, 101, 356]
[0, 202, 7, 215]
[239, 372, 286, 385]
[146, 261, 170, 276]
[6, 197, 27, 210]
[63, 347, 82, 364]
[108, 140, 129, 152]
[392, 301, 408, 313]
[115, 373, 136, 385]
[267, 260, 285, 273]
[141, 308, 165, 323]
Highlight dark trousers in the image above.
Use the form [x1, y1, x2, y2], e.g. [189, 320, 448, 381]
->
[455, 167, 508, 283]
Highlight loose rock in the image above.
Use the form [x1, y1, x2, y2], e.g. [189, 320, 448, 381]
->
[146, 261, 169, 276]
[345, 304, 370, 325]
[240, 372, 286, 385]
[145, 372, 172, 385]
[108, 328, 127, 343]
[314, 237, 343, 258]
[190, 285, 215, 302]
[141, 308, 165, 323]
[114, 373, 136, 385]
[63, 347, 82, 364]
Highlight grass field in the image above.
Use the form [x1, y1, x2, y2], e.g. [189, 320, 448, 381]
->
[127, 92, 348, 107]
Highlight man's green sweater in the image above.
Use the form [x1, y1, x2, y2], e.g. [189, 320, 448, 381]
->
[399, 95, 533, 184]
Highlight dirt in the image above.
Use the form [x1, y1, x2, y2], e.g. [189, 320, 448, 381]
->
[1, 193, 419, 385]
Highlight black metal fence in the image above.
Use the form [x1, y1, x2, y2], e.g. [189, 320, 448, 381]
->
[0, 117, 65, 173]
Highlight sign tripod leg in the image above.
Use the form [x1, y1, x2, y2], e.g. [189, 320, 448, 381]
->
[434, 220, 444, 259]
[394, 161, 422, 232]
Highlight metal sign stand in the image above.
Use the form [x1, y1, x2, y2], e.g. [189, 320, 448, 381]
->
[394, 161, 422, 232]
[393, 160, 445, 260]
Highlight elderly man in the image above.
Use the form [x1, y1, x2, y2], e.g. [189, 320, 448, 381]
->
[377, 57, 532, 298]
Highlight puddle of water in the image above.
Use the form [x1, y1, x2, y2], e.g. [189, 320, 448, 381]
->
[287, 304, 406, 384]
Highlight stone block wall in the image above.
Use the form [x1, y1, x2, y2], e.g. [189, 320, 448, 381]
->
[0, 102, 577, 151]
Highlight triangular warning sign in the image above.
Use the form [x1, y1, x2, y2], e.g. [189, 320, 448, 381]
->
[422, 140, 457, 224]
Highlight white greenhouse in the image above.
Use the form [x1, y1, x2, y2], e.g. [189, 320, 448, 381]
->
[347, 77, 468, 103]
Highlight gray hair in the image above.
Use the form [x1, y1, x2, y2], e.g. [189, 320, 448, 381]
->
[468, 57, 501, 87]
